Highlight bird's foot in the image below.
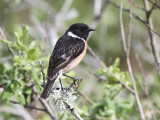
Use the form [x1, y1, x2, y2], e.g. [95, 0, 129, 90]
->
[70, 77, 79, 88]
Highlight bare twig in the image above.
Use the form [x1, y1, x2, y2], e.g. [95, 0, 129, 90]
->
[39, 98, 59, 120]
[69, 107, 83, 120]
[108, 1, 160, 37]
[0, 104, 34, 120]
[10, 100, 46, 112]
[120, 0, 145, 120]
[127, 5, 132, 56]
[132, 12, 160, 37]
[78, 90, 94, 105]
[0, 27, 14, 57]
[135, 55, 157, 119]
[128, 0, 145, 11]
[147, 0, 160, 9]
[143, 0, 160, 79]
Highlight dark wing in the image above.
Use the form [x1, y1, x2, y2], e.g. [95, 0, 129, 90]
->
[47, 35, 85, 79]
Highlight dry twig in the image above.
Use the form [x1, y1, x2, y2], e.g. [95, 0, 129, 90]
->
[108, 1, 160, 37]
[119, 0, 145, 119]
[143, 0, 160, 79]
[39, 98, 59, 120]
[10, 100, 46, 112]
[147, 0, 160, 9]
[69, 106, 83, 120]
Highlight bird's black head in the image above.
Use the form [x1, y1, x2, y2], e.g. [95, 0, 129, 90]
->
[67, 23, 95, 40]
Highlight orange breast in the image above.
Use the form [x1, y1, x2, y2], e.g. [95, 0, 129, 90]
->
[65, 41, 87, 72]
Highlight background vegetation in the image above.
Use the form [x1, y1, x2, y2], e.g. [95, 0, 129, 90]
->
[0, 0, 160, 120]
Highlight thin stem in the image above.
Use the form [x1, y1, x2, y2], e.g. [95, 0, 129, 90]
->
[10, 100, 46, 112]
[0, 27, 14, 57]
[69, 107, 83, 120]
[147, 0, 160, 9]
[39, 98, 59, 120]
[120, 0, 145, 119]
[143, 0, 160, 79]
[108, 1, 160, 37]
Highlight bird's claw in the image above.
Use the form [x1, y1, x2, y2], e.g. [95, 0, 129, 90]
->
[70, 77, 79, 88]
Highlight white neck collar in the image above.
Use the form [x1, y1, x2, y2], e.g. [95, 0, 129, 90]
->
[67, 31, 85, 42]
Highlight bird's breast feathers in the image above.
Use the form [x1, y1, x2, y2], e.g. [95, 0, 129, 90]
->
[63, 40, 87, 72]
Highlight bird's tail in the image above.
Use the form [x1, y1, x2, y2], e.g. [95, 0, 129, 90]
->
[40, 78, 56, 99]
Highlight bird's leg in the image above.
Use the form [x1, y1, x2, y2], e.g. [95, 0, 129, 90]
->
[40, 61, 46, 88]
[59, 78, 64, 91]
[63, 74, 80, 88]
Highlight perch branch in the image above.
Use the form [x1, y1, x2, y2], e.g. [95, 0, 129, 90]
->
[39, 98, 59, 120]
[68, 106, 83, 120]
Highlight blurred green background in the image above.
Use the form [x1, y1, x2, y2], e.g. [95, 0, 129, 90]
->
[0, 0, 160, 120]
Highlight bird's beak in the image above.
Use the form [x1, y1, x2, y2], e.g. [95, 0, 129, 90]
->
[87, 28, 95, 32]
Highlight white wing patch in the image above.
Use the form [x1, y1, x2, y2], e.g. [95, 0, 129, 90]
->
[61, 54, 70, 60]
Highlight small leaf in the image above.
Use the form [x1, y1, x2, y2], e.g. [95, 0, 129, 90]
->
[0, 38, 13, 45]
[0, 91, 12, 103]
[18, 94, 26, 105]
[0, 63, 5, 73]
[22, 26, 29, 44]
[26, 48, 39, 60]
[23, 87, 32, 95]
[30, 41, 37, 49]
[24, 64, 32, 70]
[14, 55, 27, 66]
[14, 32, 20, 39]
[16, 38, 26, 50]
[10, 81, 20, 91]
[26, 95, 31, 104]
[113, 58, 120, 68]
[97, 68, 106, 75]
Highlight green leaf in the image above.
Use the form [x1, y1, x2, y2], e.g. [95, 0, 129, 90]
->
[23, 87, 32, 95]
[26, 95, 31, 104]
[0, 91, 12, 103]
[26, 48, 39, 60]
[0, 38, 13, 45]
[14, 32, 20, 39]
[30, 41, 37, 49]
[22, 26, 29, 44]
[10, 81, 20, 91]
[24, 64, 32, 70]
[97, 68, 106, 75]
[113, 58, 120, 68]
[18, 94, 26, 105]
[0, 63, 5, 73]
[119, 101, 134, 109]
[13, 55, 26, 65]
[16, 38, 26, 50]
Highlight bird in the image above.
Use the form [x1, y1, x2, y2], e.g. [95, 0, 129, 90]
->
[41, 23, 95, 99]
